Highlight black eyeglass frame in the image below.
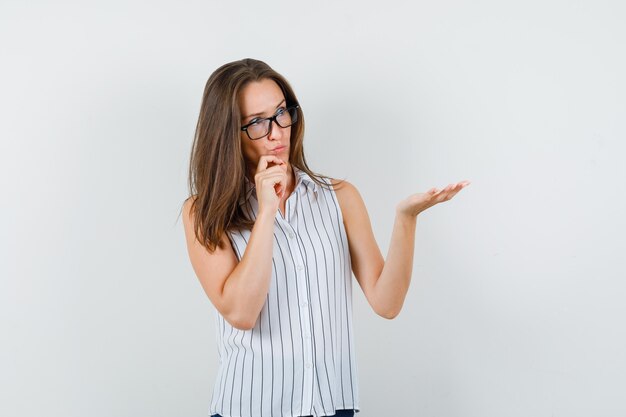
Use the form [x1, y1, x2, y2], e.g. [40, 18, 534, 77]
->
[240, 104, 300, 140]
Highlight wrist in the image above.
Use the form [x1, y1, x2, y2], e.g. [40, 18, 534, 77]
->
[257, 207, 277, 220]
[395, 207, 418, 222]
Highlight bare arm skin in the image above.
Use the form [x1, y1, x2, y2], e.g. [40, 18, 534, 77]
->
[334, 179, 470, 319]
[182, 156, 289, 330]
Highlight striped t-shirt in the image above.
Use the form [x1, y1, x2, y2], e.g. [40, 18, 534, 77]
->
[208, 166, 360, 417]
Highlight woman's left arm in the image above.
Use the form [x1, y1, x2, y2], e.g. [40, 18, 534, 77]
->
[334, 179, 470, 319]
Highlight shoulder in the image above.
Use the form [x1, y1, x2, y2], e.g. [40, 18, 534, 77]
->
[181, 196, 199, 245]
[182, 195, 198, 222]
[328, 178, 365, 220]
[182, 195, 205, 237]
[329, 178, 358, 197]
[181, 194, 234, 254]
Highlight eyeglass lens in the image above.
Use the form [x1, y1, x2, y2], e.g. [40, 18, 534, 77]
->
[247, 107, 297, 139]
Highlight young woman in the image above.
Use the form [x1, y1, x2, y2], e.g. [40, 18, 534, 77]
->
[182, 58, 470, 417]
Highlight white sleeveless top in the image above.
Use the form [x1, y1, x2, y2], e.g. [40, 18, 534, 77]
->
[208, 166, 360, 417]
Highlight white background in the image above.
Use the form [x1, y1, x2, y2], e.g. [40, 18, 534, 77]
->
[1, 0, 625, 416]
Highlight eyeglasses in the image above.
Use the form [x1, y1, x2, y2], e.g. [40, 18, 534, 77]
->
[241, 105, 300, 140]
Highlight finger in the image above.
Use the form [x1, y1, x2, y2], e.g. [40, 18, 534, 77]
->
[436, 188, 452, 201]
[259, 165, 288, 176]
[270, 173, 287, 196]
[258, 172, 287, 187]
[260, 171, 288, 189]
[454, 182, 469, 192]
[257, 155, 284, 172]
[271, 177, 283, 196]
[274, 160, 288, 172]
[443, 184, 463, 199]
[445, 188, 461, 199]
[433, 186, 450, 196]
[254, 165, 287, 185]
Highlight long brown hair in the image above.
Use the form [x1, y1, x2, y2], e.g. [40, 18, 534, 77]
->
[184, 58, 343, 253]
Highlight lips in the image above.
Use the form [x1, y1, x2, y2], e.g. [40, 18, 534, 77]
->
[270, 145, 286, 153]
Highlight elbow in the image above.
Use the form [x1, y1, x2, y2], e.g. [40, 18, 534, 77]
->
[374, 294, 407, 320]
[218, 298, 259, 330]
[228, 317, 255, 331]
[378, 309, 400, 320]
[226, 312, 257, 331]
[376, 302, 403, 320]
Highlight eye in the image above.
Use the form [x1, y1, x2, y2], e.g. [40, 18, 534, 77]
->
[275, 107, 286, 115]
[248, 118, 261, 125]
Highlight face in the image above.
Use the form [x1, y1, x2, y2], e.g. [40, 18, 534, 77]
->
[238, 78, 291, 172]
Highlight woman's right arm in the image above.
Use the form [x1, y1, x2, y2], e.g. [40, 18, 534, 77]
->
[182, 156, 287, 331]
[182, 203, 275, 330]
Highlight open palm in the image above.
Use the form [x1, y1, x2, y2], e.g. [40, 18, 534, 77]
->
[396, 180, 471, 217]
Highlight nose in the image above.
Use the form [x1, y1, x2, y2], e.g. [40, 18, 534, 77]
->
[267, 118, 283, 141]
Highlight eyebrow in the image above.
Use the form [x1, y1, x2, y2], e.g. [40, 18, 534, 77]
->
[242, 99, 286, 121]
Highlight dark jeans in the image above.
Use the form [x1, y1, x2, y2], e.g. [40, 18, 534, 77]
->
[211, 409, 355, 417]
